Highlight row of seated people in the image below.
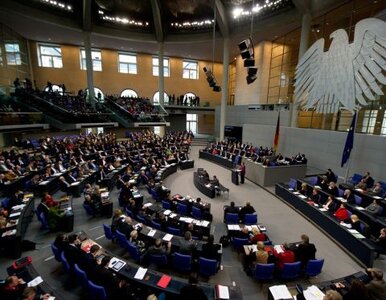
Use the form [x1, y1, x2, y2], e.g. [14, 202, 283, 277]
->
[317, 169, 384, 198]
[0, 275, 52, 300]
[0, 130, 191, 194]
[294, 184, 386, 256]
[111, 211, 219, 262]
[224, 201, 257, 223]
[107, 95, 163, 121]
[241, 234, 318, 277]
[320, 268, 386, 300]
[53, 233, 167, 299]
[203, 140, 307, 166]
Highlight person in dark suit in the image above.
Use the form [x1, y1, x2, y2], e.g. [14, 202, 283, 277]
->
[79, 244, 100, 275]
[325, 168, 337, 183]
[293, 234, 316, 268]
[343, 189, 355, 204]
[117, 216, 134, 239]
[53, 233, 68, 252]
[239, 162, 246, 184]
[309, 188, 322, 204]
[327, 181, 339, 197]
[362, 172, 374, 189]
[92, 256, 127, 298]
[63, 234, 83, 267]
[225, 201, 239, 215]
[178, 231, 196, 255]
[201, 235, 219, 260]
[239, 202, 256, 221]
[179, 273, 208, 300]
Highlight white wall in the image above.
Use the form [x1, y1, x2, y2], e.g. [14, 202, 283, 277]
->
[243, 124, 386, 180]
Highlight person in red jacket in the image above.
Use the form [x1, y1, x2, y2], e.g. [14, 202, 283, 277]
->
[250, 227, 267, 243]
[42, 192, 60, 208]
[274, 243, 295, 269]
[334, 203, 349, 222]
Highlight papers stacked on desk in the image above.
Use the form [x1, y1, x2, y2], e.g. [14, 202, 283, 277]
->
[318, 208, 327, 212]
[169, 213, 177, 218]
[11, 204, 26, 210]
[298, 195, 307, 199]
[274, 245, 284, 254]
[216, 285, 230, 299]
[356, 206, 365, 210]
[179, 217, 193, 223]
[293, 191, 300, 195]
[163, 210, 171, 216]
[227, 224, 240, 230]
[2, 229, 16, 237]
[9, 212, 21, 218]
[303, 285, 325, 300]
[336, 197, 346, 202]
[143, 202, 152, 208]
[348, 229, 365, 239]
[269, 285, 292, 300]
[39, 180, 50, 185]
[373, 196, 382, 200]
[134, 267, 147, 280]
[27, 276, 43, 287]
[70, 181, 80, 186]
[162, 234, 173, 241]
[147, 229, 156, 237]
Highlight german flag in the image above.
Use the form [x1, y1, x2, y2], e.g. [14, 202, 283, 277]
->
[273, 112, 280, 153]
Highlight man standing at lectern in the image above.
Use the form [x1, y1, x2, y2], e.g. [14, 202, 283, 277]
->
[240, 162, 246, 184]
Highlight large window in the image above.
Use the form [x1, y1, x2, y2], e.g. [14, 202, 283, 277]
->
[5, 42, 21, 65]
[186, 113, 197, 134]
[120, 89, 138, 98]
[153, 91, 169, 105]
[44, 84, 63, 95]
[118, 53, 137, 74]
[382, 113, 386, 136]
[182, 61, 199, 79]
[80, 49, 102, 71]
[38, 44, 63, 68]
[152, 57, 170, 77]
[86, 87, 104, 101]
[361, 110, 378, 134]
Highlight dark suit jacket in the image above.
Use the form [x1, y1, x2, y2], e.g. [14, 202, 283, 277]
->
[64, 244, 83, 266]
[201, 243, 219, 260]
[294, 243, 316, 267]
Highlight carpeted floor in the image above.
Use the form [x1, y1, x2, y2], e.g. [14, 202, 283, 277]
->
[0, 145, 384, 300]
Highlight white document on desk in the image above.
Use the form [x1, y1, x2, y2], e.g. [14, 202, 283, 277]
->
[217, 285, 230, 299]
[299, 195, 307, 199]
[163, 210, 171, 216]
[163, 234, 173, 241]
[28, 276, 43, 287]
[147, 229, 156, 237]
[356, 206, 365, 210]
[303, 285, 325, 300]
[70, 181, 80, 186]
[269, 285, 292, 300]
[274, 245, 284, 254]
[9, 212, 21, 218]
[201, 220, 210, 227]
[143, 202, 152, 208]
[134, 267, 147, 280]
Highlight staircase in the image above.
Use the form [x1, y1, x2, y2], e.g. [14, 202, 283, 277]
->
[191, 136, 210, 148]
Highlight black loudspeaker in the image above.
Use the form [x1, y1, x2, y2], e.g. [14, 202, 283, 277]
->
[246, 67, 258, 84]
[203, 66, 221, 92]
[238, 38, 252, 51]
[244, 58, 255, 67]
